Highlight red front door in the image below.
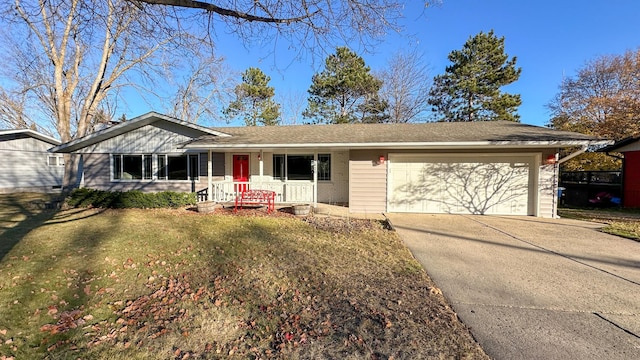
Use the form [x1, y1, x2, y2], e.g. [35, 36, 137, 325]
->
[233, 155, 249, 192]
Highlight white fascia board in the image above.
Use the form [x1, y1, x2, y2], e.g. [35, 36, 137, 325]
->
[0, 129, 61, 145]
[181, 140, 606, 150]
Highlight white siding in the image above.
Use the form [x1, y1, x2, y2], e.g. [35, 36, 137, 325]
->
[0, 135, 63, 192]
[349, 150, 387, 213]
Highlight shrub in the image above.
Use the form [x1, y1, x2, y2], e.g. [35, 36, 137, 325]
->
[66, 189, 196, 209]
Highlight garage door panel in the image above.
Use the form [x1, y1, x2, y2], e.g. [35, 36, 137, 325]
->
[388, 155, 531, 215]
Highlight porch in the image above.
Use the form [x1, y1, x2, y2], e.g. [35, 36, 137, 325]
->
[197, 181, 316, 204]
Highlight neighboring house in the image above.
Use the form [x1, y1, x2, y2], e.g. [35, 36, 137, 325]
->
[50, 112, 606, 217]
[0, 129, 64, 193]
[600, 137, 640, 207]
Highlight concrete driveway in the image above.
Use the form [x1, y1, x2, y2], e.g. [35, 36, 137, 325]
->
[386, 214, 640, 360]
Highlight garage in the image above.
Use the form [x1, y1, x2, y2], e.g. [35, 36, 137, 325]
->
[387, 153, 535, 215]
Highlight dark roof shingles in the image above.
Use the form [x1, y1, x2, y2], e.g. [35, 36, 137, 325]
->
[191, 121, 597, 146]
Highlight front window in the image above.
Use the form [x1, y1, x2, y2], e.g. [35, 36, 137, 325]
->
[287, 155, 314, 180]
[272, 154, 332, 181]
[157, 154, 199, 181]
[167, 155, 187, 180]
[273, 154, 285, 180]
[123, 155, 143, 179]
[318, 154, 331, 181]
[112, 154, 152, 180]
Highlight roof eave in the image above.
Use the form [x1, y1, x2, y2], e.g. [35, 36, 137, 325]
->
[181, 139, 608, 150]
[0, 129, 61, 145]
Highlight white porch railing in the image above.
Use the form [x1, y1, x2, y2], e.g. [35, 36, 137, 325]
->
[204, 181, 314, 204]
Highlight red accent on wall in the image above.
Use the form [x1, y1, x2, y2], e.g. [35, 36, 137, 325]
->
[623, 151, 640, 207]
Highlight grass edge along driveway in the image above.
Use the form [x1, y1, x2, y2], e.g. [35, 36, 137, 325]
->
[559, 207, 640, 241]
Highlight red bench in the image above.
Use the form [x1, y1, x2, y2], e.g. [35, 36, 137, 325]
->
[234, 190, 276, 213]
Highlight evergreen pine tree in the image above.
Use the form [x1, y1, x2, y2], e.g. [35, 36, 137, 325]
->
[303, 47, 386, 124]
[428, 30, 522, 122]
[225, 67, 280, 126]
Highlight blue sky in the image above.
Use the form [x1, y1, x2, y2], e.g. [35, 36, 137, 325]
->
[135, 0, 640, 127]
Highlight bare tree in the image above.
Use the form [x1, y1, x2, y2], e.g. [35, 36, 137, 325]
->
[277, 90, 307, 125]
[378, 50, 431, 123]
[0, 0, 208, 187]
[0, 89, 33, 130]
[168, 54, 236, 124]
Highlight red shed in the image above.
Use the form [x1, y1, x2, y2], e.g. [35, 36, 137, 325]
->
[601, 137, 640, 207]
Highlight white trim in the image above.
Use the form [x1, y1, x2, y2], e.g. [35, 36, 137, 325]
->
[207, 150, 213, 201]
[0, 129, 61, 145]
[182, 140, 607, 150]
[388, 152, 540, 160]
[532, 153, 542, 217]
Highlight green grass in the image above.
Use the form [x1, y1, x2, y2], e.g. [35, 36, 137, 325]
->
[0, 194, 487, 359]
[559, 207, 640, 241]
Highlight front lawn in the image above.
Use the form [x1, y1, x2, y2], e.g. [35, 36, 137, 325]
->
[0, 194, 487, 359]
[559, 207, 640, 241]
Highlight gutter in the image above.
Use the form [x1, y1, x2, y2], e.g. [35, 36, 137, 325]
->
[180, 140, 600, 150]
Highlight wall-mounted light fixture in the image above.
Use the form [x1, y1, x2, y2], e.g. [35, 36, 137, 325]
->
[545, 154, 557, 164]
[379, 155, 385, 164]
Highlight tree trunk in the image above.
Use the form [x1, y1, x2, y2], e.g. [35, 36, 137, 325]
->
[62, 153, 82, 194]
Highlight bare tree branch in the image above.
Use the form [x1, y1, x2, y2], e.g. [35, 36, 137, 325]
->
[0, 88, 31, 129]
[168, 54, 236, 124]
[378, 49, 431, 123]
[133, 0, 319, 24]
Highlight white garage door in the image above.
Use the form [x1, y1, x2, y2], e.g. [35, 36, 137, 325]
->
[388, 154, 533, 215]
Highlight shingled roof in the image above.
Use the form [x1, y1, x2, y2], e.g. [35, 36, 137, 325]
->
[49, 112, 609, 153]
[182, 120, 604, 149]
[0, 129, 60, 145]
